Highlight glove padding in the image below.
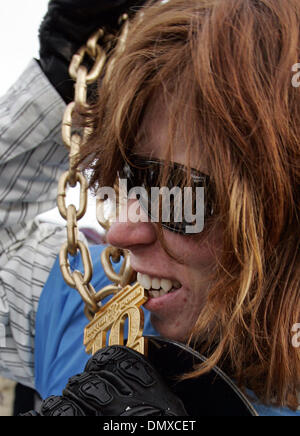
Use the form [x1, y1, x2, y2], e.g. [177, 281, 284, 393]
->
[39, 0, 147, 102]
[22, 346, 187, 416]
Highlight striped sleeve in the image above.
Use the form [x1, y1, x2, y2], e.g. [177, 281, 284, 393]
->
[0, 60, 72, 388]
[0, 59, 68, 234]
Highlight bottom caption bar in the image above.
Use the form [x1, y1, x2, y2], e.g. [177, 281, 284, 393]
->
[102, 418, 198, 433]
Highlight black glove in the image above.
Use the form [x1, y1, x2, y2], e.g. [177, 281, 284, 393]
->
[39, 0, 147, 102]
[22, 346, 187, 416]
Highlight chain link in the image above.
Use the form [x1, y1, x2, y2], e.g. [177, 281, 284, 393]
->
[57, 16, 135, 320]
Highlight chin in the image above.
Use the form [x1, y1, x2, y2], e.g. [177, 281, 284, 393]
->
[150, 315, 191, 344]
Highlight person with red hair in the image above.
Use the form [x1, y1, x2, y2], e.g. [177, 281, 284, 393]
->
[0, 0, 299, 416]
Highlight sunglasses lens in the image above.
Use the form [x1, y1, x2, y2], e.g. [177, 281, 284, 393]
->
[119, 158, 212, 235]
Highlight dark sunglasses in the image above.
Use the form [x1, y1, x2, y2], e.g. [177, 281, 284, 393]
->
[118, 156, 214, 235]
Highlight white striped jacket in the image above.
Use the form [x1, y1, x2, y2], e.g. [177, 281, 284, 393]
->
[0, 60, 73, 388]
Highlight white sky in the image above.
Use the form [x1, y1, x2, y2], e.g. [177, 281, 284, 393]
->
[0, 0, 49, 96]
[0, 1, 99, 230]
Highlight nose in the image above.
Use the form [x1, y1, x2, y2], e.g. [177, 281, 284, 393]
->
[106, 220, 157, 250]
[106, 201, 157, 250]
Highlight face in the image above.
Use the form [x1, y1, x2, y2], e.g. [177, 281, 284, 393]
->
[106, 98, 223, 342]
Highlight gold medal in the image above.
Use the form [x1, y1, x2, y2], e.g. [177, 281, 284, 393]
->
[84, 283, 148, 356]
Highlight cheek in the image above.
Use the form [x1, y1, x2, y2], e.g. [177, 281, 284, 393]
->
[175, 227, 223, 298]
[166, 226, 223, 269]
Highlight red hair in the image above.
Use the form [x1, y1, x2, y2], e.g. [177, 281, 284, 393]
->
[80, 0, 300, 409]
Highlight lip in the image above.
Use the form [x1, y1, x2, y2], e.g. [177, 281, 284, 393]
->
[143, 285, 183, 312]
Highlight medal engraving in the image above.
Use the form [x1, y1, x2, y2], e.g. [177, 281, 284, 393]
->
[84, 283, 148, 355]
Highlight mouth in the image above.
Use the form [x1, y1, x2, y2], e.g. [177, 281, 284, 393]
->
[136, 272, 182, 298]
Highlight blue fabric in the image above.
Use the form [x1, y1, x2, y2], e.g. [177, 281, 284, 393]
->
[248, 389, 300, 416]
[253, 403, 300, 417]
[35, 244, 157, 399]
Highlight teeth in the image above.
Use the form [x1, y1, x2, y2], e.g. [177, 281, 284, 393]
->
[149, 290, 160, 298]
[137, 273, 181, 296]
[160, 279, 173, 292]
[137, 272, 152, 290]
[151, 278, 161, 289]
